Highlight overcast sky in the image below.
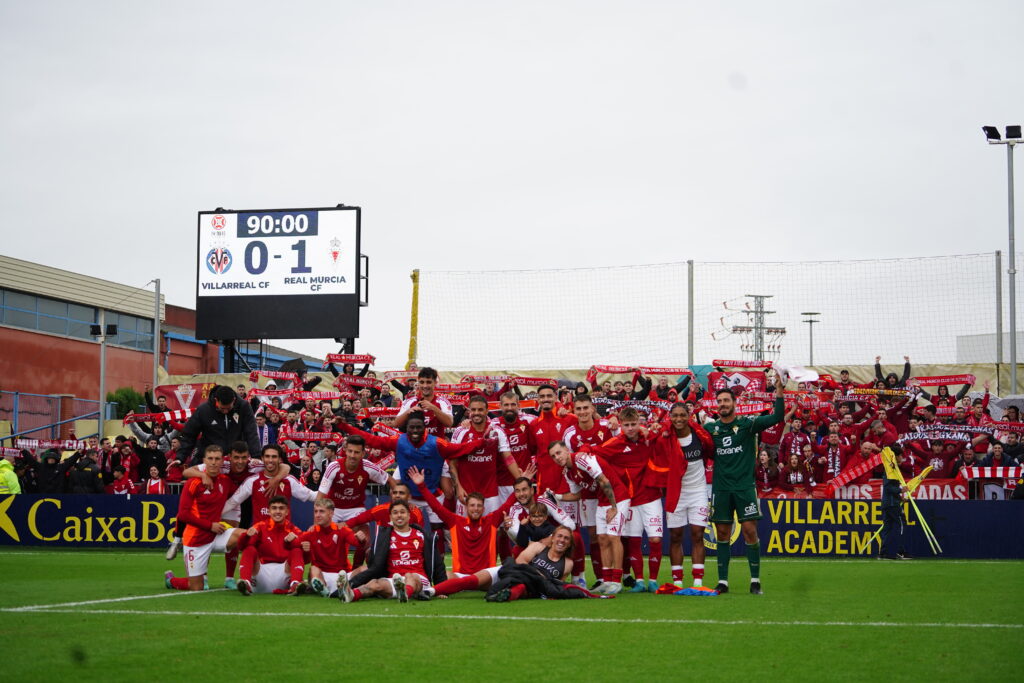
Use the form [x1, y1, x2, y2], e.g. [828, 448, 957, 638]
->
[2, 1, 1022, 370]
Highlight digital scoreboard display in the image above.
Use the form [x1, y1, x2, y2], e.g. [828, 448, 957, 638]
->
[195, 206, 361, 340]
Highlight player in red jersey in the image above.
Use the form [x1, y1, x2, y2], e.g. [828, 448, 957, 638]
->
[449, 395, 518, 515]
[586, 407, 664, 592]
[226, 444, 317, 525]
[394, 367, 454, 437]
[183, 441, 283, 589]
[546, 441, 630, 594]
[658, 403, 715, 588]
[344, 481, 424, 529]
[493, 391, 537, 561]
[339, 500, 434, 603]
[236, 496, 306, 595]
[407, 466, 512, 595]
[562, 393, 615, 586]
[318, 434, 396, 568]
[164, 445, 235, 591]
[300, 499, 360, 598]
[530, 385, 578, 505]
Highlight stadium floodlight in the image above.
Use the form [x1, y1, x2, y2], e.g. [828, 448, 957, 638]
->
[983, 124, 1021, 392]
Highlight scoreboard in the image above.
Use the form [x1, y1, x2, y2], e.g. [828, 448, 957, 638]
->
[195, 205, 361, 340]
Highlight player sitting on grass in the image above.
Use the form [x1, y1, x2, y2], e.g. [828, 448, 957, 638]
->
[337, 500, 440, 603]
[236, 496, 306, 595]
[485, 526, 598, 602]
[164, 445, 235, 591]
[299, 499, 360, 597]
[407, 465, 510, 596]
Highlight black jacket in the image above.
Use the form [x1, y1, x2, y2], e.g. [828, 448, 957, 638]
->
[33, 451, 79, 494]
[67, 456, 105, 494]
[350, 524, 446, 589]
[176, 390, 259, 463]
[485, 558, 590, 600]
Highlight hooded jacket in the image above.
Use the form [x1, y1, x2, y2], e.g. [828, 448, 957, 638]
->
[0, 460, 21, 494]
[176, 389, 260, 463]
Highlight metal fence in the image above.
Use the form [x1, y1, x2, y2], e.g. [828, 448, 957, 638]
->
[0, 391, 113, 443]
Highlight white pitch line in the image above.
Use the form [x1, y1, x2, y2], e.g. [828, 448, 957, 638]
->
[7, 590, 210, 612]
[5, 607, 1021, 630]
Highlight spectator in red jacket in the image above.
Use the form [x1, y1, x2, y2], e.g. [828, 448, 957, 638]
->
[837, 442, 879, 487]
[116, 443, 141, 483]
[778, 453, 813, 494]
[920, 383, 971, 407]
[811, 432, 854, 483]
[861, 419, 898, 450]
[839, 411, 874, 448]
[755, 449, 779, 495]
[780, 417, 813, 463]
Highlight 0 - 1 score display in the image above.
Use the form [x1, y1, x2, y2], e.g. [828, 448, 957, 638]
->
[197, 208, 358, 297]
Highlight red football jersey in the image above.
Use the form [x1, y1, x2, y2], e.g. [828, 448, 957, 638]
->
[319, 460, 389, 509]
[563, 420, 613, 500]
[589, 434, 659, 504]
[451, 424, 511, 498]
[564, 453, 630, 506]
[227, 471, 316, 524]
[387, 528, 427, 576]
[495, 417, 536, 487]
[345, 502, 424, 528]
[301, 523, 359, 573]
[248, 518, 302, 564]
[177, 475, 233, 547]
[532, 410, 577, 494]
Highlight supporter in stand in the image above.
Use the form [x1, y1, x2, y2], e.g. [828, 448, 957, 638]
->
[948, 448, 982, 478]
[874, 353, 912, 389]
[1000, 432, 1024, 461]
[105, 466, 137, 495]
[920, 383, 972, 407]
[981, 442, 1018, 468]
[755, 449, 779, 495]
[144, 466, 167, 494]
[116, 441, 141, 483]
[778, 453, 813, 494]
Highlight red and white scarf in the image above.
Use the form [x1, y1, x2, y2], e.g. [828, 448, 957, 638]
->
[249, 370, 300, 384]
[827, 452, 882, 487]
[712, 359, 773, 369]
[909, 374, 976, 387]
[322, 353, 376, 369]
[15, 438, 87, 451]
[637, 366, 694, 376]
[123, 409, 192, 425]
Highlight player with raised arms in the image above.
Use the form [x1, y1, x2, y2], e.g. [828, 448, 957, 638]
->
[658, 402, 715, 587]
[394, 367, 454, 437]
[406, 465, 512, 596]
[707, 377, 786, 594]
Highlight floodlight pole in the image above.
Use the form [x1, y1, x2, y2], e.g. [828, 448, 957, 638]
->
[98, 309, 106, 438]
[1008, 142, 1017, 394]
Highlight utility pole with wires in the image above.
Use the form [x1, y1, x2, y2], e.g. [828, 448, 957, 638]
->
[730, 294, 785, 361]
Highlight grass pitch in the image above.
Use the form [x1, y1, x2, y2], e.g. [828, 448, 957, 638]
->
[1, 549, 1021, 682]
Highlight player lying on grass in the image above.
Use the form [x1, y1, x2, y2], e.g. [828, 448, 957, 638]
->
[299, 498, 361, 597]
[165, 444, 239, 591]
[236, 496, 306, 595]
[485, 526, 602, 602]
[337, 500, 442, 603]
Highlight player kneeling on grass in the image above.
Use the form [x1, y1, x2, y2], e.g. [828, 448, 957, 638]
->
[165, 445, 242, 591]
[337, 500, 442, 603]
[236, 497, 306, 595]
[485, 526, 600, 602]
[299, 499, 360, 597]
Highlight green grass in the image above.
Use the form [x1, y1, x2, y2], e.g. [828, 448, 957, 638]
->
[1, 549, 1021, 682]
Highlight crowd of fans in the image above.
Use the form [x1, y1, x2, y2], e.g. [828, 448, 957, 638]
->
[2, 355, 1022, 498]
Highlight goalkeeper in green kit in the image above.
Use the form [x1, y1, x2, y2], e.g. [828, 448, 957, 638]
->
[707, 376, 785, 595]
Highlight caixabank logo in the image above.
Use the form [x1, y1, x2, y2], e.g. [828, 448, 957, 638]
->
[0, 495, 178, 546]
